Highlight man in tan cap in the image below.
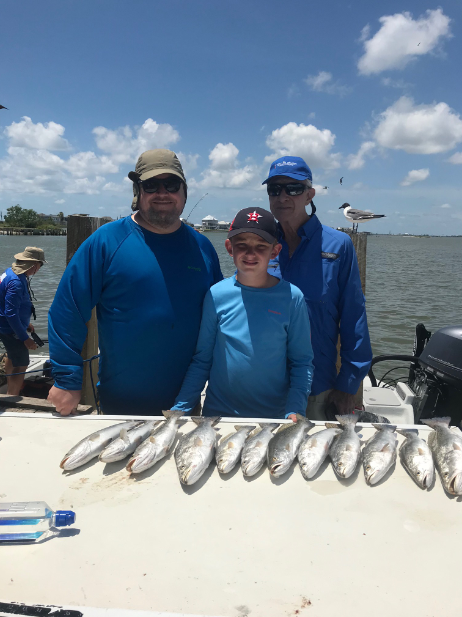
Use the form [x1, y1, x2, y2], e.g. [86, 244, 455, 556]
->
[0, 247, 46, 394]
[48, 149, 222, 416]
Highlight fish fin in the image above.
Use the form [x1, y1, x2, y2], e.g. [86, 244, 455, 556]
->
[380, 443, 393, 452]
[149, 436, 157, 444]
[264, 423, 280, 432]
[235, 425, 256, 432]
[336, 414, 358, 426]
[89, 433, 101, 442]
[309, 438, 317, 447]
[193, 415, 221, 426]
[191, 416, 204, 425]
[219, 432, 234, 444]
[163, 409, 185, 419]
[194, 436, 203, 447]
[285, 444, 291, 451]
[277, 423, 293, 433]
[345, 444, 353, 451]
[421, 417, 451, 429]
[325, 422, 339, 429]
[372, 423, 397, 432]
[209, 416, 222, 426]
[417, 447, 426, 455]
[397, 429, 418, 437]
[120, 429, 130, 444]
[453, 442, 462, 451]
[256, 440, 264, 448]
[227, 441, 235, 449]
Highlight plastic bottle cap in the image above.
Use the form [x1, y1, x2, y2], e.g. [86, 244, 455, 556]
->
[55, 510, 76, 527]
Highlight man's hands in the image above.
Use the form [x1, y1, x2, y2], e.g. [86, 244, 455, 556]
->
[27, 323, 35, 333]
[24, 338, 37, 350]
[327, 389, 356, 415]
[287, 414, 297, 423]
[48, 386, 82, 416]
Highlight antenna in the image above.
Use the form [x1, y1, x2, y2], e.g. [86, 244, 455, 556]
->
[185, 193, 208, 222]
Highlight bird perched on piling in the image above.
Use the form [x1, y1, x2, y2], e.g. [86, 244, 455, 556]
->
[339, 203, 385, 233]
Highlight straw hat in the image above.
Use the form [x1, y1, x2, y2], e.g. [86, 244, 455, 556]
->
[11, 246, 47, 275]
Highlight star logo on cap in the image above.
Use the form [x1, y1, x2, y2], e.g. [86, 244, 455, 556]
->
[247, 211, 262, 223]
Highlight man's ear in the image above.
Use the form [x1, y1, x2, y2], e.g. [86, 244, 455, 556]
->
[305, 187, 316, 205]
[271, 243, 282, 259]
[225, 238, 233, 256]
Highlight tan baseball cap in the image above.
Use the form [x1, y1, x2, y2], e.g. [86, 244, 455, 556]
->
[128, 149, 186, 184]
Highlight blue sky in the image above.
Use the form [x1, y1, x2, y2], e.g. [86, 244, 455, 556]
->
[1, 0, 461, 234]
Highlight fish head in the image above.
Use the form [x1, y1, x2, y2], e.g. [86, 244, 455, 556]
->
[99, 439, 126, 463]
[268, 449, 292, 478]
[333, 448, 358, 478]
[406, 449, 434, 489]
[440, 449, 462, 495]
[241, 447, 264, 477]
[60, 440, 93, 470]
[363, 453, 390, 485]
[177, 448, 208, 485]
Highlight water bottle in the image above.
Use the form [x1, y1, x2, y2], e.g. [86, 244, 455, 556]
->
[0, 502, 76, 542]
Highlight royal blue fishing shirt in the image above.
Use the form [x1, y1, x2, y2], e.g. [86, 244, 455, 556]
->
[0, 268, 32, 341]
[172, 275, 314, 419]
[271, 215, 372, 396]
[48, 217, 222, 414]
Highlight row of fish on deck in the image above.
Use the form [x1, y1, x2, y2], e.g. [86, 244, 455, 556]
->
[59, 412, 462, 496]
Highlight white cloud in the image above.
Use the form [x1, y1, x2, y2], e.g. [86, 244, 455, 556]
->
[197, 143, 257, 189]
[64, 176, 106, 195]
[265, 122, 341, 170]
[55, 199, 65, 204]
[358, 9, 451, 75]
[347, 141, 375, 170]
[93, 118, 180, 165]
[176, 152, 199, 176]
[4, 116, 70, 150]
[440, 203, 451, 209]
[65, 151, 119, 178]
[102, 182, 129, 193]
[287, 84, 300, 99]
[381, 77, 412, 90]
[304, 71, 351, 96]
[252, 197, 263, 202]
[374, 97, 462, 154]
[447, 152, 462, 165]
[400, 168, 430, 186]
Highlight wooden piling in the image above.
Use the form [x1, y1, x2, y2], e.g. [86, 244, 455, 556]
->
[335, 231, 368, 408]
[66, 215, 102, 409]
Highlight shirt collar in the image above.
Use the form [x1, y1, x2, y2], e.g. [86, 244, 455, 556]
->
[278, 214, 322, 242]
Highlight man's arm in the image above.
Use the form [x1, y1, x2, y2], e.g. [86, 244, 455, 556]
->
[171, 290, 218, 413]
[285, 294, 314, 421]
[48, 233, 105, 411]
[334, 237, 372, 401]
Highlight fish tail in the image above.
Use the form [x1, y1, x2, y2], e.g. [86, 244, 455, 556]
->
[335, 414, 358, 426]
[261, 423, 280, 432]
[421, 417, 451, 429]
[163, 409, 185, 419]
[234, 425, 257, 432]
[191, 415, 221, 426]
[372, 423, 397, 432]
[325, 422, 339, 429]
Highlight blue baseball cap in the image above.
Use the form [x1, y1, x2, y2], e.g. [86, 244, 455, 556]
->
[262, 156, 312, 185]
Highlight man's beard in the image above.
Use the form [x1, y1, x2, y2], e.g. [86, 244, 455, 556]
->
[143, 203, 184, 229]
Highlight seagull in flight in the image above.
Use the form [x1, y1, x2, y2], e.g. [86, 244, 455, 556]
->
[339, 203, 385, 233]
[0, 105, 8, 110]
[322, 186, 329, 190]
[339, 177, 343, 185]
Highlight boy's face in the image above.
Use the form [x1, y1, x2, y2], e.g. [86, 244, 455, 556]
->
[225, 233, 281, 275]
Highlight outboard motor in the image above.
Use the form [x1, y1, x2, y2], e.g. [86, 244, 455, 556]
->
[410, 325, 462, 424]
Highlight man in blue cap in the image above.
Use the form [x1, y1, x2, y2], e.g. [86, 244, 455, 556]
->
[263, 156, 372, 418]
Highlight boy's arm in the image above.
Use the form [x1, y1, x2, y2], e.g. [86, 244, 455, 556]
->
[285, 294, 314, 419]
[171, 290, 218, 414]
[5, 279, 30, 341]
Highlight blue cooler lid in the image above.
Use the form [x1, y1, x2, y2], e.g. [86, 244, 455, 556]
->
[55, 510, 76, 527]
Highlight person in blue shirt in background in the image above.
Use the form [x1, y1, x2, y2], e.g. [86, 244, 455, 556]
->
[263, 157, 372, 419]
[172, 207, 313, 420]
[0, 247, 46, 395]
[48, 150, 222, 416]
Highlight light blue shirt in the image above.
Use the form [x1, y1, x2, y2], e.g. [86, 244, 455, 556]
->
[172, 275, 314, 419]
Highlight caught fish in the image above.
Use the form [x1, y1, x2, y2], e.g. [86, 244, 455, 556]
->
[241, 423, 279, 477]
[398, 429, 434, 490]
[362, 424, 397, 485]
[60, 421, 140, 471]
[267, 415, 314, 477]
[99, 420, 158, 463]
[216, 425, 255, 474]
[175, 416, 221, 485]
[328, 414, 361, 479]
[126, 410, 185, 474]
[298, 427, 342, 480]
[421, 417, 462, 496]
[354, 410, 390, 424]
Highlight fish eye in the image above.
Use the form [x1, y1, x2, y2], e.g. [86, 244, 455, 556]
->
[416, 472, 420, 476]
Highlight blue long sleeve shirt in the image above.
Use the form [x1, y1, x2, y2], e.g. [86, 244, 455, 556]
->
[48, 217, 222, 415]
[172, 275, 314, 419]
[272, 215, 372, 396]
[0, 268, 32, 341]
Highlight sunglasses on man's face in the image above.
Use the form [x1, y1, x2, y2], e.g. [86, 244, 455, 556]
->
[266, 183, 308, 197]
[140, 177, 183, 193]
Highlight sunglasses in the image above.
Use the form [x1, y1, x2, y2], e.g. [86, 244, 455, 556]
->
[266, 183, 308, 197]
[140, 177, 183, 193]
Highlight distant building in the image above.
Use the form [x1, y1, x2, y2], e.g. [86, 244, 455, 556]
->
[202, 215, 219, 230]
[217, 221, 230, 230]
[100, 216, 114, 224]
[193, 223, 202, 229]
[180, 218, 194, 227]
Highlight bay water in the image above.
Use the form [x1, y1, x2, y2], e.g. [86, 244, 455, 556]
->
[1, 232, 460, 380]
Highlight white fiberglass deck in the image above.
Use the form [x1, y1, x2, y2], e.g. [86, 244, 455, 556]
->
[0, 413, 461, 617]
